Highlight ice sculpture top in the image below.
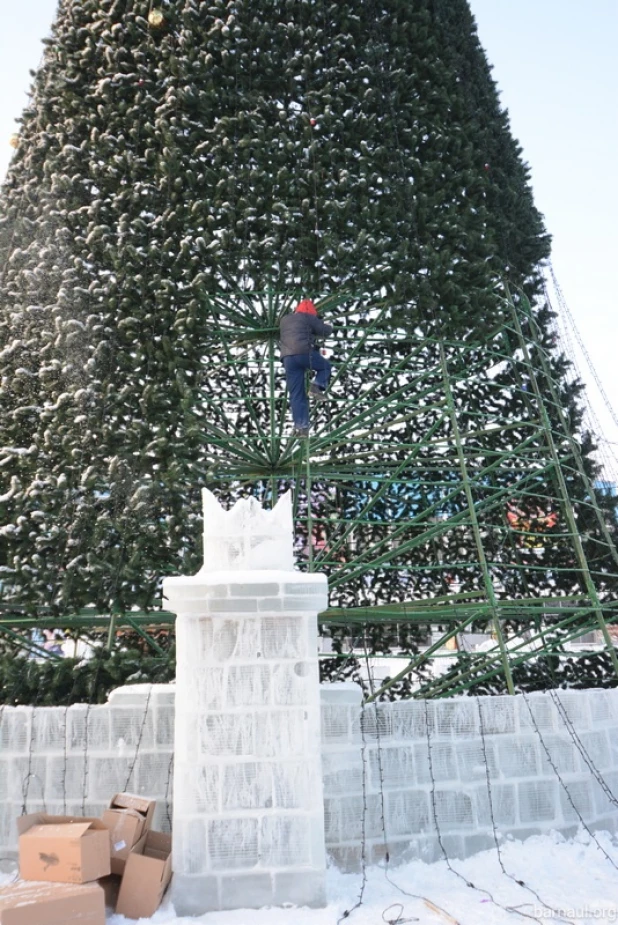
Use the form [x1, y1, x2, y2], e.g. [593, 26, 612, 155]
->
[200, 489, 294, 572]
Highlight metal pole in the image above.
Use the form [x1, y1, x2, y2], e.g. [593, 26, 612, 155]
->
[267, 288, 278, 501]
[306, 436, 314, 571]
[106, 610, 119, 650]
[439, 341, 515, 695]
[505, 286, 618, 680]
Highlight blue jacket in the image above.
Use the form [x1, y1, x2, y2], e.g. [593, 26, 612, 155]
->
[279, 312, 333, 358]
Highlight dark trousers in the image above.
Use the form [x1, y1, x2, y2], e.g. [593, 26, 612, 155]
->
[283, 351, 331, 428]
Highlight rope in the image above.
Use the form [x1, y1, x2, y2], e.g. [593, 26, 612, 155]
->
[548, 264, 618, 433]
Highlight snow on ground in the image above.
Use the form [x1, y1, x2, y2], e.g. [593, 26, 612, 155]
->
[108, 831, 618, 925]
[3, 829, 618, 923]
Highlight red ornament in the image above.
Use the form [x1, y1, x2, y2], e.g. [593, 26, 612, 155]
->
[483, 163, 490, 171]
[310, 118, 317, 126]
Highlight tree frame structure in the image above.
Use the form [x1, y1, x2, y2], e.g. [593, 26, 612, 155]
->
[181, 285, 618, 698]
[1, 284, 617, 697]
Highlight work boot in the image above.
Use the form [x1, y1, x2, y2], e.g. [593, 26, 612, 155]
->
[309, 384, 327, 401]
[293, 426, 310, 437]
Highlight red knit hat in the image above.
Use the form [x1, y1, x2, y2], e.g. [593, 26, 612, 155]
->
[295, 299, 317, 315]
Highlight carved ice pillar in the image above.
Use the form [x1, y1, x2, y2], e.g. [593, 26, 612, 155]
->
[163, 490, 327, 915]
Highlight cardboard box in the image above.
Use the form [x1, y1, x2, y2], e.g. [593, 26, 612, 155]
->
[105, 792, 156, 826]
[116, 831, 172, 920]
[17, 815, 111, 884]
[0, 880, 105, 925]
[101, 793, 156, 875]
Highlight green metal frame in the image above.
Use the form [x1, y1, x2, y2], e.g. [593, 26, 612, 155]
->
[2, 287, 617, 698]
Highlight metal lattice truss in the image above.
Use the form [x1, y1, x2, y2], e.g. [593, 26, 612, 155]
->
[194, 287, 618, 696]
[2, 287, 617, 696]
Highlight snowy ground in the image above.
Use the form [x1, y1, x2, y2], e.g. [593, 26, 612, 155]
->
[108, 831, 618, 925]
[4, 829, 617, 924]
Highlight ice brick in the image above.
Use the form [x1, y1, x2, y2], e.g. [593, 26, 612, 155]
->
[553, 690, 591, 730]
[134, 750, 174, 795]
[368, 746, 414, 790]
[200, 712, 255, 757]
[0, 708, 30, 753]
[272, 761, 319, 809]
[274, 870, 326, 908]
[495, 738, 541, 778]
[87, 756, 134, 799]
[321, 704, 353, 743]
[155, 704, 175, 746]
[359, 705, 392, 740]
[320, 683, 363, 707]
[212, 617, 261, 661]
[577, 730, 610, 770]
[464, 833, 496, 856]
[32, 707, 66, 751]
[518, 779, 558, 822]
[324, 794, 385, 842]
[0, 761, 9, 802]
[220, 873, 273, 910]
[208, 817, 259, 870]
[66, 704, 111, 752]
[259, 815, 313, 867]
[385, 789, 431, 836]
[46, 754, 85, 803]
[560, 778, 593, 822]
[476, 781, 517, 827]
[208, 597, 259, 614]
[152, 685, 176, 707]
[477, 696, 515, 735]
[413, 741, 457, 783]
[110, 705, 155, 749]
[10, 755, 47, 803]
[434, 699, 478, 737]
[107, 684, 153, 706]
[322, 752, 363, 797]
[390, 700, 431, 740]
[518, 694, 556, 733]
[226, 664, 271, 708]
[222, 761, 273, 811]
[175, 763, 219, 815]
[171, 873, 220, 915]
[271, 662, 314, 706]
[262, 617, 306, 659]
[253, 710, 307, 758]
[174, 816, 208, 874]
[433, 789, 474, 829]
[492, 782, 518, 825]
[538, 734, 580, 775]
[456, 740, 497, 780]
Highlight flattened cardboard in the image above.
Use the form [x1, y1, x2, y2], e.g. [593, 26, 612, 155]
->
[115, 830, 172, 920]
[17, 815, 110, 884]
[0, 880, 104, 925]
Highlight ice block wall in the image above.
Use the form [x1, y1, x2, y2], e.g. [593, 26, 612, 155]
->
[2, 686, 618, 873]
[162, 491, 328, 914]
[321, 685, 618, 869]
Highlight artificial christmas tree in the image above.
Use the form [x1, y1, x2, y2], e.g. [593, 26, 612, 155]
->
[0, 0, 616, 697]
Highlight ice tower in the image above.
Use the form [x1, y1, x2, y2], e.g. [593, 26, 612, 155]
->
[163, 490, 327, 914]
